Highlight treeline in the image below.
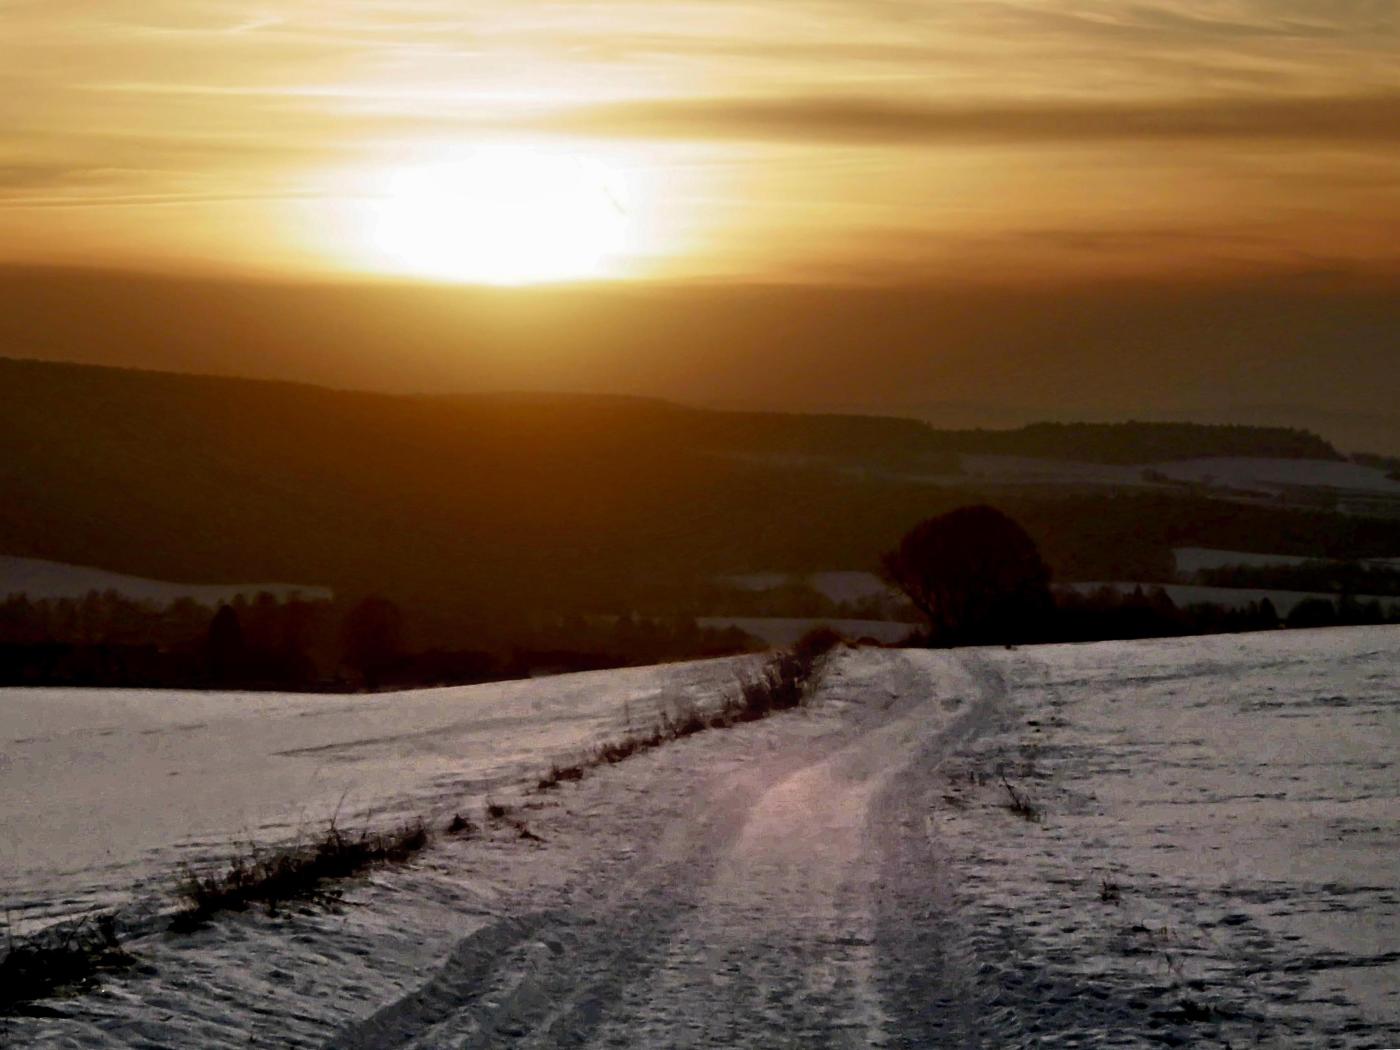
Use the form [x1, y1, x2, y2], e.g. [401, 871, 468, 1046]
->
[1195, 560, 1400, 597]
[1051, 586, 1400, 644]
[0, 590, 760, 691]
[883, 505, 1400, 651]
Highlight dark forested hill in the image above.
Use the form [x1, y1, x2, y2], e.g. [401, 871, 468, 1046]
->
[0, 357, 1383, 632]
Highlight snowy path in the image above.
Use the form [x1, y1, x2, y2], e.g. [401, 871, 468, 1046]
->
[324, 651, 1003, 1049]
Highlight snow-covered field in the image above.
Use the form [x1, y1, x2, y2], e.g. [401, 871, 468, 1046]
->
[0, 658, 757, 935]
[716, 571, 894, 605]
[1153, 457, 1400, 496]
[0, 555, 332, 604]
[3, 628, 1398, 1046]
[1172, 546, 1318, 574]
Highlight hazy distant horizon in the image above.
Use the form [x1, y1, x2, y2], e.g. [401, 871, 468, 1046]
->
[4, 263, 1398, 455]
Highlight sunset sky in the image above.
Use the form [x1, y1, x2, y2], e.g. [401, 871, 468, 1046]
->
[3, 1, 1398, 285]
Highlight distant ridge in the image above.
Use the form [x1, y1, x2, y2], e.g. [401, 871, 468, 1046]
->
[0, 355, 1340, 465]
[0, 356, 1385, 629]
[2, 265, 1396, 454]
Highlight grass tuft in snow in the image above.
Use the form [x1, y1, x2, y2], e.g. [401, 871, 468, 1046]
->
[0, 913, 133, 1015]
[484, 799, 511, 821]
[171, 819, 430, 930]
[446, 813, 478, 836]
[1000, 775, 1042, 823]
[536, 762, 587, 791]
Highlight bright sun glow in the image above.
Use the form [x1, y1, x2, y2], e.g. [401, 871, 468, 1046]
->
[371, 148, 630, 284]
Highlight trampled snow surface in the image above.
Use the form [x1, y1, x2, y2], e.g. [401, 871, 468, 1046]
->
[4, 629, 1399, 1047]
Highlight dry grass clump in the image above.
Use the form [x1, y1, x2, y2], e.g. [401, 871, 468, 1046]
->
[1000, 775, 1042, 822]
[536, 762, 588, 791]
[1, 913, 133, 1014]
[446, 813, 478, 836]
[172, 819, 430, 929]
[539, 641, 836, 793]
[484, 799, 511, 821]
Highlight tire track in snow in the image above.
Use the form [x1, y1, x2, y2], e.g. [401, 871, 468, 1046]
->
[868, 652, 1014, 1049]
[325, 740, 847, 1049]
[325, 650, 1006, 1048]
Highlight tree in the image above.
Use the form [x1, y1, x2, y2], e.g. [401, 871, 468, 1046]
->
[1257, 596, 1279, 627]
[341, 596, 403, 689]
[882, 505, 1053, 644]
[1286, 596, 1337, 629]
[206, 604, 245, 685]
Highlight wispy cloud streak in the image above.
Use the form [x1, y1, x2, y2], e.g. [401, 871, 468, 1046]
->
[2, 0, 1399, 279]
[534, 92, 1400, 145]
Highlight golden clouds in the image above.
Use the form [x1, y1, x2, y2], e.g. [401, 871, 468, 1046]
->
[1, 1, 1397, 281]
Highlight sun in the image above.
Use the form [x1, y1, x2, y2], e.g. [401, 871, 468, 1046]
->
[370, 147, 629, 284]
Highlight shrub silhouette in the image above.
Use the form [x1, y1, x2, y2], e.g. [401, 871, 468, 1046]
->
[341, 596, 403, 689]
[206, 604, 245, 686]
[882, 505, 1052, 644]
[1286, 596, 1338, 629]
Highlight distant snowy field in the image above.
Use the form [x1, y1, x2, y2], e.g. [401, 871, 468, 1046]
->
[0, 555, 332, 604]
[955, 454, 1400, 499]
[4, 628, 1398, 1046]
[1153, 456, 1400, 495]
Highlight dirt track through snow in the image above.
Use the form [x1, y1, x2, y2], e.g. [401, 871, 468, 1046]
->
[324, 651, 1003, 1049]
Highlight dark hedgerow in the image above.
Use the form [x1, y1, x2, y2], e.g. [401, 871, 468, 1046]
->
[792, 625, 845, 666]
[171, 644, 835, 939]
[547, 642, 835, 792]
[171, 819, 430, 929]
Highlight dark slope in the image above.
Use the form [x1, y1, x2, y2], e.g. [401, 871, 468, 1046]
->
[0, 357, 1381, 623]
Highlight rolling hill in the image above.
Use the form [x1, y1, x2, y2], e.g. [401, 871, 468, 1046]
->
[1, 356, 1393, 637]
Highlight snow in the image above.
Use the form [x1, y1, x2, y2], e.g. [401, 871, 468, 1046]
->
[0, 555, 332, 604]
[5, 628, 1399, 1047]
[0, 657, 758, 934]
[807, 571, 892, 604]
[1152, 456, 1400, 495]
[956, 453, 1400, 497]
[1172, 546, 1317, 574]
[715, 570, 892, 604]
[958, 454, 1145, 486]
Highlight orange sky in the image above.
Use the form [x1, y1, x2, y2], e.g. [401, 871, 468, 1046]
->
[2, 1, 1398, 284]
